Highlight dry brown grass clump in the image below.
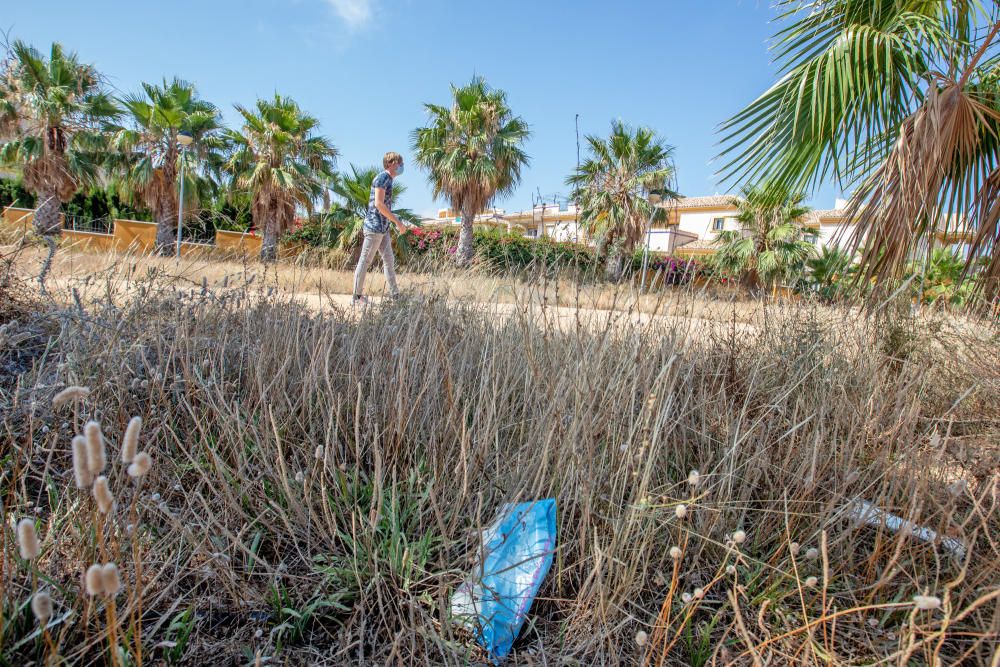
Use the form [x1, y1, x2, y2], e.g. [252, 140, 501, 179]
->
[0, 265, 998, 665]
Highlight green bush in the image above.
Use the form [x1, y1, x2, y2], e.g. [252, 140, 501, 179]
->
[65, 186, 150, 222]
[0, 178, 35, 209]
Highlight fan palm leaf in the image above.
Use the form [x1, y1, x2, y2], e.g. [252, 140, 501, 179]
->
[719, 1, 1000, 301]
[0, 41, 118, 237]
[566, 121, 678, 280]
[224, 94, 338, 262]
[412, 77, 530, 266]
[106, 77, 226, 253]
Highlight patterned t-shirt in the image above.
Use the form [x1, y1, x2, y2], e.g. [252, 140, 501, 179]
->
[363, 170, 394, 233]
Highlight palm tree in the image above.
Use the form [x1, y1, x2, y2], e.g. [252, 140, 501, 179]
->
[805, 246, 855, 301]
[718, 2, 1000, 299]
[328, 164, 420, 254]
[0, 41, 117, 238]
[412, 77, 530, 266]
[917, 247, 974, 306]
[225, 95, 338, 262]
[566, 121, 677, 281]
[711, 184, 815, 295]
[107, 78, 226, 253]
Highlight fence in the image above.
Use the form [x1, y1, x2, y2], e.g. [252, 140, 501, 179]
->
[2, 206, 301, 259]
[63, 214, 114, 235]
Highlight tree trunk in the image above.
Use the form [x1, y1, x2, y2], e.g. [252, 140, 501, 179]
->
[742, 267, 761, 294]
[33, 190, 62, 236]
[605, 251, 624, 282]
[455, 206, 476, 266]
[261, 220, 279, 263]
[154, 210, 178, 256]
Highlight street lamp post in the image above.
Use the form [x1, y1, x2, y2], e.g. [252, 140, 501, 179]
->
[175, 131, 194, 259]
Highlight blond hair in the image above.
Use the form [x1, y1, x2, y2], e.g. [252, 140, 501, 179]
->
[383, 151, 403, 169]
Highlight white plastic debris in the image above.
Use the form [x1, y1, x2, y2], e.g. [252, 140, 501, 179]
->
[844, 500, 966, 559]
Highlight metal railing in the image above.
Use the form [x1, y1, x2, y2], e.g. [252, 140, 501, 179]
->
[180, 222, 217, 245]
[63, 214, 114, 235]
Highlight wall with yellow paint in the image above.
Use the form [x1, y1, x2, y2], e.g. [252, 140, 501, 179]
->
[112, 219, 157, 251]
[216, 229, 262, 255]
[3, 206, 40, 229]
[62, 229, 117, 252]
[5, 206, 311, 261]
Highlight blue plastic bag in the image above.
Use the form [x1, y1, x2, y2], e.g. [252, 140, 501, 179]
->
[451, 499, 557, 663]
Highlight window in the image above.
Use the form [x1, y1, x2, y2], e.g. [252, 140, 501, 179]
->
[712, 218, 725, 232]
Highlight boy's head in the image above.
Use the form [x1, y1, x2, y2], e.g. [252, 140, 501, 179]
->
[383, 151, 404, 176]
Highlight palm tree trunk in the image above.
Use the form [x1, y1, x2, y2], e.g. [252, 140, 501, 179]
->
[261, 220, 279, 263]
[604, 251, 624, 282]
[154, 211, 178, 256]
[742, 269, 760, 294]
[455, 206, 476, 266]
[33, 190, 63, 236]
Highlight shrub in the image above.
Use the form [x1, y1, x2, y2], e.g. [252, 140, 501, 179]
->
[628, 251, 701, 285]
[0, 178, 35, 209]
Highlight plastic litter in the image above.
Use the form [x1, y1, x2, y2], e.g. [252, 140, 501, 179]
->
[451, 499, 557, 663]
[845, 499, 966, 559]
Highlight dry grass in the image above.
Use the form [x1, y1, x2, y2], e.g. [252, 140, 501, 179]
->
[10, 237, 764, 324]
[1, 239, 999, 665]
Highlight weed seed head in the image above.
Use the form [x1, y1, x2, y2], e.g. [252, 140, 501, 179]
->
[17, 518, 40, 560]
[635, 630, 648, 646]
[693, 587, 704, 599]
[674, 504, 688, 520]
[52, 385, 90, 409]
[314, 445, 324, 460]
[733, 530, 746, 544]
[128, 452, 152, 478]
[913, 595, 941, 611]
[31, 591, 52, 625]
[93, 476, 115, 514]
[681, 592, 692, 603]
[72, 435, 92, 489]
[122, 416, 142, 463]
[805, 576, 818, 588]
[806, 548, 819, 560]
[84, 421, 106, 475]
[101, 563, 122, 596]
[687, 470, 700, 487]
[670, 546, 682, 560]
[85, 564, 104, 596]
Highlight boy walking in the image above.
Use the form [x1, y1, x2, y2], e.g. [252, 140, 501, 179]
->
[353, 151, 410, 304]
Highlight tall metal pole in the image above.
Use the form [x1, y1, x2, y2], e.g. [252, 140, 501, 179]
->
[574, 114, 580, 243]
[175, 144, 188, 259]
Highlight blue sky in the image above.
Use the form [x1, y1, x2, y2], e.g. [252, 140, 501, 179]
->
[8, 1, 842, 216]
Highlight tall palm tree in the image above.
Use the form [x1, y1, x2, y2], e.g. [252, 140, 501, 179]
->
[225, 95, 338, 262]
[329, 164, 420, 254]
[412, 77, 530, 266]
[107, 78, 226, 253]
[711, 184, 815, 294]
[566, 121, 677, 281]
[718, 2, 1000, 299]
[0, 41, 117, 237]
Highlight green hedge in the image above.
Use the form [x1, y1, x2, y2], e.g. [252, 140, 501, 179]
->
[0, 179, 35, 209]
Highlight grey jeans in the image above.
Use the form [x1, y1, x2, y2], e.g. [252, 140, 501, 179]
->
[353, 230, 399, 298]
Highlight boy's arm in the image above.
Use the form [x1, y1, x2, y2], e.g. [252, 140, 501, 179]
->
[374, 187, 408, 233]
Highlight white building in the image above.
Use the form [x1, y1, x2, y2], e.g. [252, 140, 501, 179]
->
[421, 194, 973, 259]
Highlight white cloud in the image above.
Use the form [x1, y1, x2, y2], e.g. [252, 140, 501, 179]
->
[325, 0, 374, 28]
